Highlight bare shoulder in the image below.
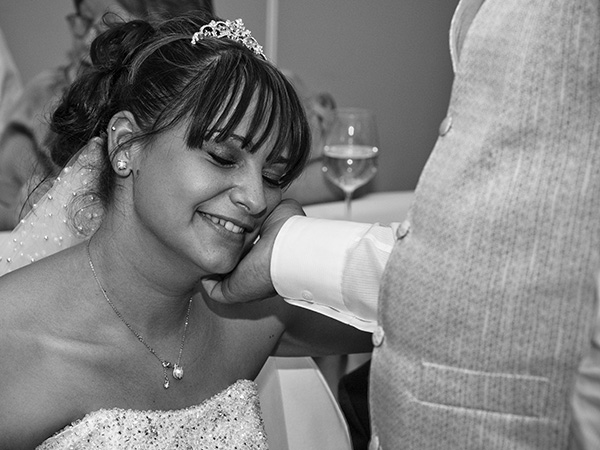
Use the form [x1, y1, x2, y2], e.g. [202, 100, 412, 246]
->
[0, 246, 78, 317]
[0, 313, 69, 449]
[0, 246, 89, 448]
[0, 243, 91, 361]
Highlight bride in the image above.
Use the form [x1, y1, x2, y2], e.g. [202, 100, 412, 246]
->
[0, 13, 372, 449]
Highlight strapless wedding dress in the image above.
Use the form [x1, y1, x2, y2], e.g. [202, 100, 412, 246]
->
[37, 379, 267, 449]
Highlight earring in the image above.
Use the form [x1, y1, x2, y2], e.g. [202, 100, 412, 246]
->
[111, 126, 116, 131]
[116, 160, 128, 171]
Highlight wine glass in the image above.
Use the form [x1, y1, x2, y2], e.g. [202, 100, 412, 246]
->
[322, 108, 380, 219]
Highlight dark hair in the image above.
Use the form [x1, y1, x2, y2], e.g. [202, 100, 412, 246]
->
[48, 12, 310, 208]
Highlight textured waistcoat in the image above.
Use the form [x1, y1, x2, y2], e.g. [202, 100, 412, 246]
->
[372, 0, 600, 448]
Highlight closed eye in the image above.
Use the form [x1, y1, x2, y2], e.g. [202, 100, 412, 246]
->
[263, 174, 283, 188]
[209, 152, 236, 167]
[263, 166, 286, 188]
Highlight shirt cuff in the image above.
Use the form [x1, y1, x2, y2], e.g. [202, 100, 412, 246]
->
[271, 215, 378, 332]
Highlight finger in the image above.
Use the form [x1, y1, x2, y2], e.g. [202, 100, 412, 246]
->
[201, 275, 247, 304]
[200, 278, 227, 303]
[202, 275, 270, 304]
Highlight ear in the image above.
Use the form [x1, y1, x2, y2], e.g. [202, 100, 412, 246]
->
[107, 111, 140, 177]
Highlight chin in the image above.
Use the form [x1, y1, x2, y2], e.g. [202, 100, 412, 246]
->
[194, 236, 250, 274]
[201, 256, 241, 276]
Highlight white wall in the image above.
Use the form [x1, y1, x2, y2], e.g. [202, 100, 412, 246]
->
[0, 0, 458, 192]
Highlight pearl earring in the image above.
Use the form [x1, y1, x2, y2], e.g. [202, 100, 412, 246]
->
[111, 126, 116, 131]
[116, 160, 128, 171]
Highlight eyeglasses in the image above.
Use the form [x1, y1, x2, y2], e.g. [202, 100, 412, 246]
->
[66, 12, 95, 38]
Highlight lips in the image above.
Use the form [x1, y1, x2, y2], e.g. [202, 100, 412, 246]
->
[200, 212, 246, 234]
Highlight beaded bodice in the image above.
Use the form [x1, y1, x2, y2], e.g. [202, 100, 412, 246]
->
[37, 379, 268, 449]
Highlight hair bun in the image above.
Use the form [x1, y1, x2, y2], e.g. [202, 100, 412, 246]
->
[49, 20, 158, 167]
[91, 19, 154, 72]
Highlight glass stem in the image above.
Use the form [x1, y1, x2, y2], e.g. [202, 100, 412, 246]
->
[343, 189, 354, 220]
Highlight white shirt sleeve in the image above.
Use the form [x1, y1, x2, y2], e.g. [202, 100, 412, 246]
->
[271, 215, 398, 333]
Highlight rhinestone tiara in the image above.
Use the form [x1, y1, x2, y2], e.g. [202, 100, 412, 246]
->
[191, 19, 266, 60]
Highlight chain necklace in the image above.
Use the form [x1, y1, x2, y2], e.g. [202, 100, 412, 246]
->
[86, 240, 193, 389]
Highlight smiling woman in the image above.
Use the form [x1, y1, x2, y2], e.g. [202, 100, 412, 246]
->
[0, 11, 371, 449]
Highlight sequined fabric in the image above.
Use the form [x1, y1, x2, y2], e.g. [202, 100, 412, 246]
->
[37, 379, 268, 449]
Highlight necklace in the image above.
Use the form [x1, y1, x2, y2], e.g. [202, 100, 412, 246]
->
[86, 240, 193, 389]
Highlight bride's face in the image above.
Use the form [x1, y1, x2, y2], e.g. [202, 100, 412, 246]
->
[128, 114, 288, 276]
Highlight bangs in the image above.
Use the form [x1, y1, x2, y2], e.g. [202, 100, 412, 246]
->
[184, 52, 310, 187]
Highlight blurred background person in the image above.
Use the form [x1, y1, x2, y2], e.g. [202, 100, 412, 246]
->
[0, 25, 21, 133]
[281, 70, 344, 206]
[0, 25, 23, 229]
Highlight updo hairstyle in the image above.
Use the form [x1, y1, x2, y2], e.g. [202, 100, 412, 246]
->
[48, 12, 311, 210]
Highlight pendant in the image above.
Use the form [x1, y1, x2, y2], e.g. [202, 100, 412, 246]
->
[162, 361, 172, 389]
[173, 364, 184, 380]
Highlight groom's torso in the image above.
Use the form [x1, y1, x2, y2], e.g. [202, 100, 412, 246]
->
[371, 0, 600, 448]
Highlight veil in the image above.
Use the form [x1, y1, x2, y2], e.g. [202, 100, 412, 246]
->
[0, 138, 104, 277]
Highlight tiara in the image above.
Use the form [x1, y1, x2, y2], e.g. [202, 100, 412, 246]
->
[191, 19, 266, 60]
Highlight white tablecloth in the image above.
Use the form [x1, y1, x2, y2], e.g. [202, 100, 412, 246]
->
[304, 190, 414, 223]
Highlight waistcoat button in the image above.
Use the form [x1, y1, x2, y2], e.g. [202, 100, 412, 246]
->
[368, 434, 381, 450]
[439, 115, 453, 136]
[372, 326, 385, 347]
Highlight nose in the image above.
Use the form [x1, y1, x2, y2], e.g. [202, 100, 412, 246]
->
[230, 169, 268, 216]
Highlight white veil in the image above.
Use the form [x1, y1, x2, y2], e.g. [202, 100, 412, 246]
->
[0, 138, 104, 276]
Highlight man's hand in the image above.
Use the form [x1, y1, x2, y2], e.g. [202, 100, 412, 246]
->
[201, 199, 305, 303]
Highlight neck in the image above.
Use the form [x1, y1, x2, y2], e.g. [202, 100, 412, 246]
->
[86, 232, 199, 337]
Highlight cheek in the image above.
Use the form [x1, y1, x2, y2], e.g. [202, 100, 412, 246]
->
[264, 188, 283, 216]
[133, 160, 184, 215]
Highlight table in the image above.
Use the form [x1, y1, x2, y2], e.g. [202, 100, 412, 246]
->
[304, 190, 414, 223]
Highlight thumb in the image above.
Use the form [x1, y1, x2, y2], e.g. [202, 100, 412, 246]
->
[200, 276, 229, 303]
[200, 270, 276, 304]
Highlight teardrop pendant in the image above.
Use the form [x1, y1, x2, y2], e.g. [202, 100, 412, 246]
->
[173, 364, 184, 380]
[162, 361, 171, 389]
